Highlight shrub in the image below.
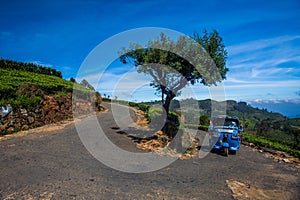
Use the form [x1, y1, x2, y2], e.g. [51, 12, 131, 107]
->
[243, 132, 300, 158]
[199, 115, 209, 126]
[168, 111, 180, 127]
[147, 106, 164, 125]
[137, 103, 151, 112]
[15, 96, 42, 109]
[102, 97, 111, 102]
[184, 124, 209, 131]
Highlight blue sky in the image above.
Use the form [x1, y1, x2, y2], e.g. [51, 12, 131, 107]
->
[0, 0, 300, 117]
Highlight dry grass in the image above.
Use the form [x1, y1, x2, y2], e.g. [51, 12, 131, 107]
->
[132, 109, 200, 159]
[3, 191, 55, 200]
[226, 180, 292, 200]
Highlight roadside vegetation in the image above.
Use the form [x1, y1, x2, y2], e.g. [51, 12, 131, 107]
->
[243, 132, 300, 158]
[0, 58, 63, 77]
[0, 59, 94, 110]
[170, 98, 300, 158]
[0, 59, 102, 135]
[104, 97, 300, 158]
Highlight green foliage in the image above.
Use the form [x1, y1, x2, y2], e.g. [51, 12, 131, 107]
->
[144, 106, 180, 127]
[69, 77, 76, 83]
[193, 29, 228, 79]
[0, 68, 72, 98]
[168, 111, 180, 127]
[0, 96, 42, 110]
[120, 30, 228, 114]
[288, 118, 300, 126]
[104, 99, 151, 114]
[0, 67, 94, 111]
[15, 96, 42, 109]
[199, 115, 209, 126]
[0, 58, 62, 78]
[0, 68, 92, 96]
[183, 124, 209, 131]
[129, 102, 151, 113]
[147, 106, 163, 124]
[243, 132, 300, 158]
[136, 103, 151, 113]
[148, 106, 162, 116]
[102, 97, 111, 102]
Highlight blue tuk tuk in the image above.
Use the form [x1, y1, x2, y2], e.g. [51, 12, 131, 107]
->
[208, 115, 243, 156]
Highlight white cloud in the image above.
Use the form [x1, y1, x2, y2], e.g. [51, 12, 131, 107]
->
[224, 34, 300, 102]
[249, 98, 300, 104]
[251, 67, 293, 78]
[96, 69, 153, 98]
[225, 77, 254, 84]
[227, 35, 300, 83]
[28, 60, 54, 68]
[224, 79, 300, 88]
[229, 55, 300, 71]
[227, 35, 300, 56]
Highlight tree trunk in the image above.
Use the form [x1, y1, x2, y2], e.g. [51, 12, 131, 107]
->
[162, 92, 174, 114]
[160, 85, 165, 105]
[161, 91, 176, 137]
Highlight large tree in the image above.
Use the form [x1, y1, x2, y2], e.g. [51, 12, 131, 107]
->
[120, 30, 228, 115]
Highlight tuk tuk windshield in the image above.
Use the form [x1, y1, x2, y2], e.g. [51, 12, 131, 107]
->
[212, 118, 239, 130]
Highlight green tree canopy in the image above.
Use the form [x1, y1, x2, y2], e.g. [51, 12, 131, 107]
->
[119, 30, 228, 115]
[69, 77, 77, 83]
[0, 58, 63, 78]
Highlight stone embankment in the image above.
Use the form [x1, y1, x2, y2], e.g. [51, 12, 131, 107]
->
[0, 94, 103, 135]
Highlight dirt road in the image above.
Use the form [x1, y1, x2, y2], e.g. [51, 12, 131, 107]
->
[0, 103, 299, 199]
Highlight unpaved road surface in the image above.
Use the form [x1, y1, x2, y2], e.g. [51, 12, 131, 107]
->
[0, 103, 299, 199]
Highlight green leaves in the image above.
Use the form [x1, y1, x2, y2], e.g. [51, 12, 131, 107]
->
[0, 67, 93, 108]
[0, 59, 62, 78]
[119, 30, 228, 118]
[243, 132, 300, 158]
[0, 68, 72, 96]
[120, 30, 228, 90]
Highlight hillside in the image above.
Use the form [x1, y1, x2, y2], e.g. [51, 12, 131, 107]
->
[0, 61, 91, 99]
[0, 58, 62, 77]
[141, 98, 299, 157]
[0, 59, 101, 135]
[169, 98, 286, 125]
[224, 100, 287, 129]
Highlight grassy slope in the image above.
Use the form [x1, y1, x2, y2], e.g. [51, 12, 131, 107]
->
[0, 68, 89, 99]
